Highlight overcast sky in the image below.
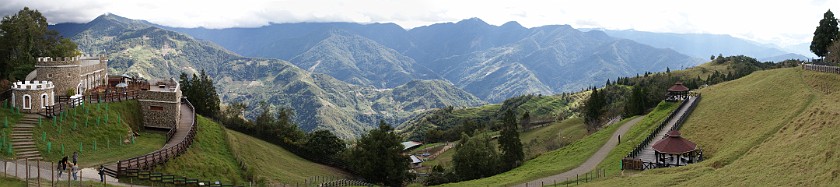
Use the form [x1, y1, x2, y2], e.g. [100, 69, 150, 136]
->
[1, 0, 838, 47]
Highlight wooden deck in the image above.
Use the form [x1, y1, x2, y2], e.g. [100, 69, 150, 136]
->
[637, 96, 697, 163]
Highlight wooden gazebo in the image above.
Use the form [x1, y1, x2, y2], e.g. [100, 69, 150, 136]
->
[666, 81, 690, 101]
[652, 130, 702, 167]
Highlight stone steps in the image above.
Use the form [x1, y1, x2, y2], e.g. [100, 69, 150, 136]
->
[12, 115, 43, 161]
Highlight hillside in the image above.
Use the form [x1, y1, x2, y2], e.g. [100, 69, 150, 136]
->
[397, 92, 586, 141]
[154, 115, 349, 185]
[290, 31, 439, 88]
[226, 130, 350, 184]
[34, 101, 166, 167]
[50, 14, 485, 139]
[583, 67, 840, 186]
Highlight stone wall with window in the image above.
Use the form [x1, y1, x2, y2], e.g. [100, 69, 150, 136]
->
[10, 81, 55, 113]
[138, 78, 182, 129]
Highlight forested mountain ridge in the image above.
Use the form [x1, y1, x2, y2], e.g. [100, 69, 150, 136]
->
[172, 18, 701, 102]
[49, 14, 485, 139]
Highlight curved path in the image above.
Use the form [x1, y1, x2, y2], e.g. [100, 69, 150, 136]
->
[516, 116, 644, 187]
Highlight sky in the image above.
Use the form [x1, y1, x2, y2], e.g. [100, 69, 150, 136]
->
[1, 0, 838, 48]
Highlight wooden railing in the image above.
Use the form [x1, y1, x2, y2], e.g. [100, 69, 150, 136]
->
[115, 98, 197, 177]
[45, 90, 140, 117]
[624, 98, 689, 159]
[803, 64, 840, 74]
[622, 94, 701, 170]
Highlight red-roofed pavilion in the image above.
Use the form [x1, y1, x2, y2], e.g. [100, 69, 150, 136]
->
[666, 81, 690, 101]
[653, 130, 703, 166]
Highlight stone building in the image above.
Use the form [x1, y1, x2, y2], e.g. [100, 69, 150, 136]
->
[30, 55, 108, 96]
[10, 81, 55, 113]
[138, 78, 182, 129]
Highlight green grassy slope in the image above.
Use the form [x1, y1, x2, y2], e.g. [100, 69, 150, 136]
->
[0, 176, 26, 187]
[34, 101, 166, 167]
[1, 101, 22, 159]
[439, 116, 649, 186]
[398, 92, 587, 141]
[157, 116, 245, 184]
[594, 102, 680, 176]
[226, 130, 351, 185]
[585, 67, 840, 186]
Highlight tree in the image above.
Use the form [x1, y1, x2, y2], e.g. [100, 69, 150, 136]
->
[197, 69, 220, 119]
[274, 108, 305, 145]
[498, 109, 524, 171]
[583, 87, 605, 130]
[710, 55, 716, 61]
[179, 70, 220, 119]
[0, 7, 79, 80]
[624, 85, 647, 117]
[826, 40, 840, 64]
[347, 120, 413, 186]
[305, 130, 345, 165]
[811, 9, 839, 58]
[452, 133, 500, 181]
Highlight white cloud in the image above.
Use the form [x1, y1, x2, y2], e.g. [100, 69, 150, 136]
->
[2, 0, 838, 47]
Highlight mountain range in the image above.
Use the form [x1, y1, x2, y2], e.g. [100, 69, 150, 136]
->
[596, 29, 812, 60]
[170, 18, 701, 102]
[51, 14, 708, 138]
[50, 14, 483, 139]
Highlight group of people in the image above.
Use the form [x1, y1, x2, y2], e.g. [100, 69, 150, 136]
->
[56, 152, 107, 182]
[57, 152, 79, 180]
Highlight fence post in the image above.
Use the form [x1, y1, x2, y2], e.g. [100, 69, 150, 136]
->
[36, 160, 40, 186]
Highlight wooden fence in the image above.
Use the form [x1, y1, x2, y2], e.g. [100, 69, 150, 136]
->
[622, 93, 701, 170]
[803, 64, 840, 74]
[110, 98, 197, 178]
[118, 170, 240, 187]
[45, 90, 140, 118]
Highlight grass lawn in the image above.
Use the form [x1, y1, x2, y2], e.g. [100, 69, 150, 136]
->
[1, 100, 23, 159]
[0, 176, 26, 187]
[156, 115, 245, 185]
[226, 130, 351, 185]
[521, 117, 587, 159]
[33, 100, 166, 167]
[438, 116, 643, 187]
[422, 117, 588, 170]
[584, 68, 839, 186]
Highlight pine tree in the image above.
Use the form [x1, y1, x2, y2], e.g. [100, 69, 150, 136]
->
[498, 109, 524, 171]
[811, 9, 840, 58]
[452, 133, 500, 181]
[347, 120, 413, 186]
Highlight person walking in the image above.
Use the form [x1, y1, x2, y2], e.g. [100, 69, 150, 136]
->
[99, 165, 106, 182]
[71, 162, 79, 181]
[58, 156, 68, 178]
[72, 151, 78, 165]
[56, 158, 64, 177]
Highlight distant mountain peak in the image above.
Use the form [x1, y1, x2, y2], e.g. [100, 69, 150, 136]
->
[456, 17, 490, 26]
[500, 21, 525, 29]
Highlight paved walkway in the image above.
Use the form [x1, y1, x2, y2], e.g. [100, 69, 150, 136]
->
[163, 102, 195, 149]
[516, 116, 644, 187]
[638, 97, 696, 162]
[0, 159, 135, 186]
